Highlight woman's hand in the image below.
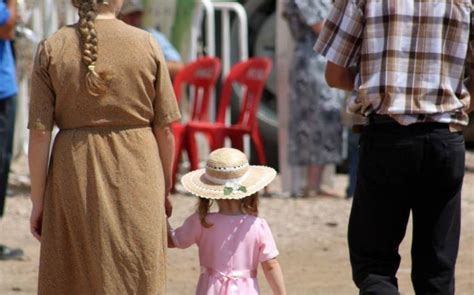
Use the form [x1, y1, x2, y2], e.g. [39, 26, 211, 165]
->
[30, 203, 44, 241]
[165, 195, 173, 218]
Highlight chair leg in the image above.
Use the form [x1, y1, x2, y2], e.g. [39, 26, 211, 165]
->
[209, 130, 226, 151]
[229, 134, 244, 151]
[172, 134, 184, 192]
[187, 132, 200, 171]
[251, 128, 267, 165]
[187, 130, 200, 171]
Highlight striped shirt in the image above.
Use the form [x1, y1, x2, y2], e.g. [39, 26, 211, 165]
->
[314, 0, 473, 126]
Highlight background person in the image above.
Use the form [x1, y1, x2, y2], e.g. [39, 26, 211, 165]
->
[316, 0, 473, 293]
[120, 0, 184, 80]
[28, 0, 180, 293]
[283, 0, 344, 198]
[0, 0, 23, 261]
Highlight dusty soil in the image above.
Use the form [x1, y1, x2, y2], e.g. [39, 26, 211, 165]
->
[1, 153, 473, 295]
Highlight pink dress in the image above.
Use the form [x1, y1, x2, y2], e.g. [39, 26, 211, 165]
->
[171, 213, 279, 295]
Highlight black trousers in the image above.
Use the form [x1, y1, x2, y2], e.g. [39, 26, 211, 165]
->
[0, 96, 16, 218]
[349, 122, 465, 295]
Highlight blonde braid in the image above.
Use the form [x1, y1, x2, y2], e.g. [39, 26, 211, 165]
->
[72, 0, 111, 96]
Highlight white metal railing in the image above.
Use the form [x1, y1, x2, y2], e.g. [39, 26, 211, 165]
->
[189, 1, 250, 156]
[190, 0, 215, 60]
[212, 2, 249, 155]
[212, 1, 248, 76]
[191, 1, 248, 75]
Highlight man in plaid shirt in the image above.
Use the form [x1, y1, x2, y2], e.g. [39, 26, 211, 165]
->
[315, 0, 473, 294]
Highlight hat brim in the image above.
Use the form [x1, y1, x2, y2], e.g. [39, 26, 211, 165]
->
[181, 166, 277, 200]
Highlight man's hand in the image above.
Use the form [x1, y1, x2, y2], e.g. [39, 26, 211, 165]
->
[0, 0, 17, 40]
[468, 101, 474, 114]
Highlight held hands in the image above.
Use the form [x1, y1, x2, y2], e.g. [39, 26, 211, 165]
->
[165, 194, 173, 218]
[30, 203, 44, 242]
[166, 219, 176, 248]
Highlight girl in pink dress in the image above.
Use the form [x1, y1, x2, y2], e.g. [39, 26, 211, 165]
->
[168, 148, 286, 295]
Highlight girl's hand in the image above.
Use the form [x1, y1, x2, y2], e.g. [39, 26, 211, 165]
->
[30, 203, 44, 242]
[165, 195, 173, 218]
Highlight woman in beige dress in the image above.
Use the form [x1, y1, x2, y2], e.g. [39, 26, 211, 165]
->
[28, 0, 181, 293]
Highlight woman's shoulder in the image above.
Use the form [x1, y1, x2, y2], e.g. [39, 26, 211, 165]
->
[44, 25, 77, 45]
[46, 20, 151, 45]
[112, 20, 151, 40]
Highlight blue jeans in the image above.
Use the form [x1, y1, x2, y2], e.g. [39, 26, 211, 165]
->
[0, 96, 16, 218]
[349, 121, 464, 295]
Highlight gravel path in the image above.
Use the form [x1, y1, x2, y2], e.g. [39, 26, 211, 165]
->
[1, 153, 473, 294]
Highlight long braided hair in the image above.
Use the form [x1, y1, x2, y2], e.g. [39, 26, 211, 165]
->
[71, 0, 112, 96]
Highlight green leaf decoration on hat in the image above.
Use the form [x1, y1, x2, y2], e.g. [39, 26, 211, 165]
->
[224, 187, 234, 196]
[223, 181, 247, 195]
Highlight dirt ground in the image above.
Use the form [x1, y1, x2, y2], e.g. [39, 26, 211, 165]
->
[1, 153, 473, 295]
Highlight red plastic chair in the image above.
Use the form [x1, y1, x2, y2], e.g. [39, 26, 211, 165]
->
[186, 58, 272, 170]
[172, 57, 222, 190]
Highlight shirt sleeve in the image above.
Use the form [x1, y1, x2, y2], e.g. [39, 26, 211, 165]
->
[170, 213, 202, 249]
[151, 30, 182, 62]
[148, 34, 181, 128]
[294, 0, 331, 26]
[314, 0, 365, 68]
[0, 3, 10, 26]
[258, 218, 279, 263]
[28, 40, 55, 131]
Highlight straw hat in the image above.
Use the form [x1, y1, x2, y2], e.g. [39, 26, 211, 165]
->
[121, 0, 144, 15]
[181, 148, 276, 200]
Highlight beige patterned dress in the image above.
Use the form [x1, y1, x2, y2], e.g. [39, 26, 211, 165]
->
[28, 19, 181, 294]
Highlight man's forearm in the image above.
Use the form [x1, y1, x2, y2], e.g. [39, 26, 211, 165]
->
[325, 61, 356, 91]
[0, 0, 17, 40]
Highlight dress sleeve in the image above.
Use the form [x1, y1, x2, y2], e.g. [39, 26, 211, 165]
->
[314, 0, 365, 68]
[28, 40, 55, 131]
[170, 213, 202, 249]
[148, 34, 181, 128]
[294, 0, 331, 26]
[258, 218, 279, 263]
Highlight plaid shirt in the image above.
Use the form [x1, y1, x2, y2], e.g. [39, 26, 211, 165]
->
[314, 0, 473, 126]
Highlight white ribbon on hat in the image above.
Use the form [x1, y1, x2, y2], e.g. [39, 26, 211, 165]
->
[204, 171, 249, 186]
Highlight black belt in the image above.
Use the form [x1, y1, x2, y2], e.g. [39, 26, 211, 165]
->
[368, 114, 399, 125]
[352, 114, 459, 134]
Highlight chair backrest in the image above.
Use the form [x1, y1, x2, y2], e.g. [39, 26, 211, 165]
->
[173, 57, 222, 121]
[216, 58, 272, 128]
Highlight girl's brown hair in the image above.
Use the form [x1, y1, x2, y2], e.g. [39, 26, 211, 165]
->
[198, 193, 259, 228]
[71, 0, 112, 96]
